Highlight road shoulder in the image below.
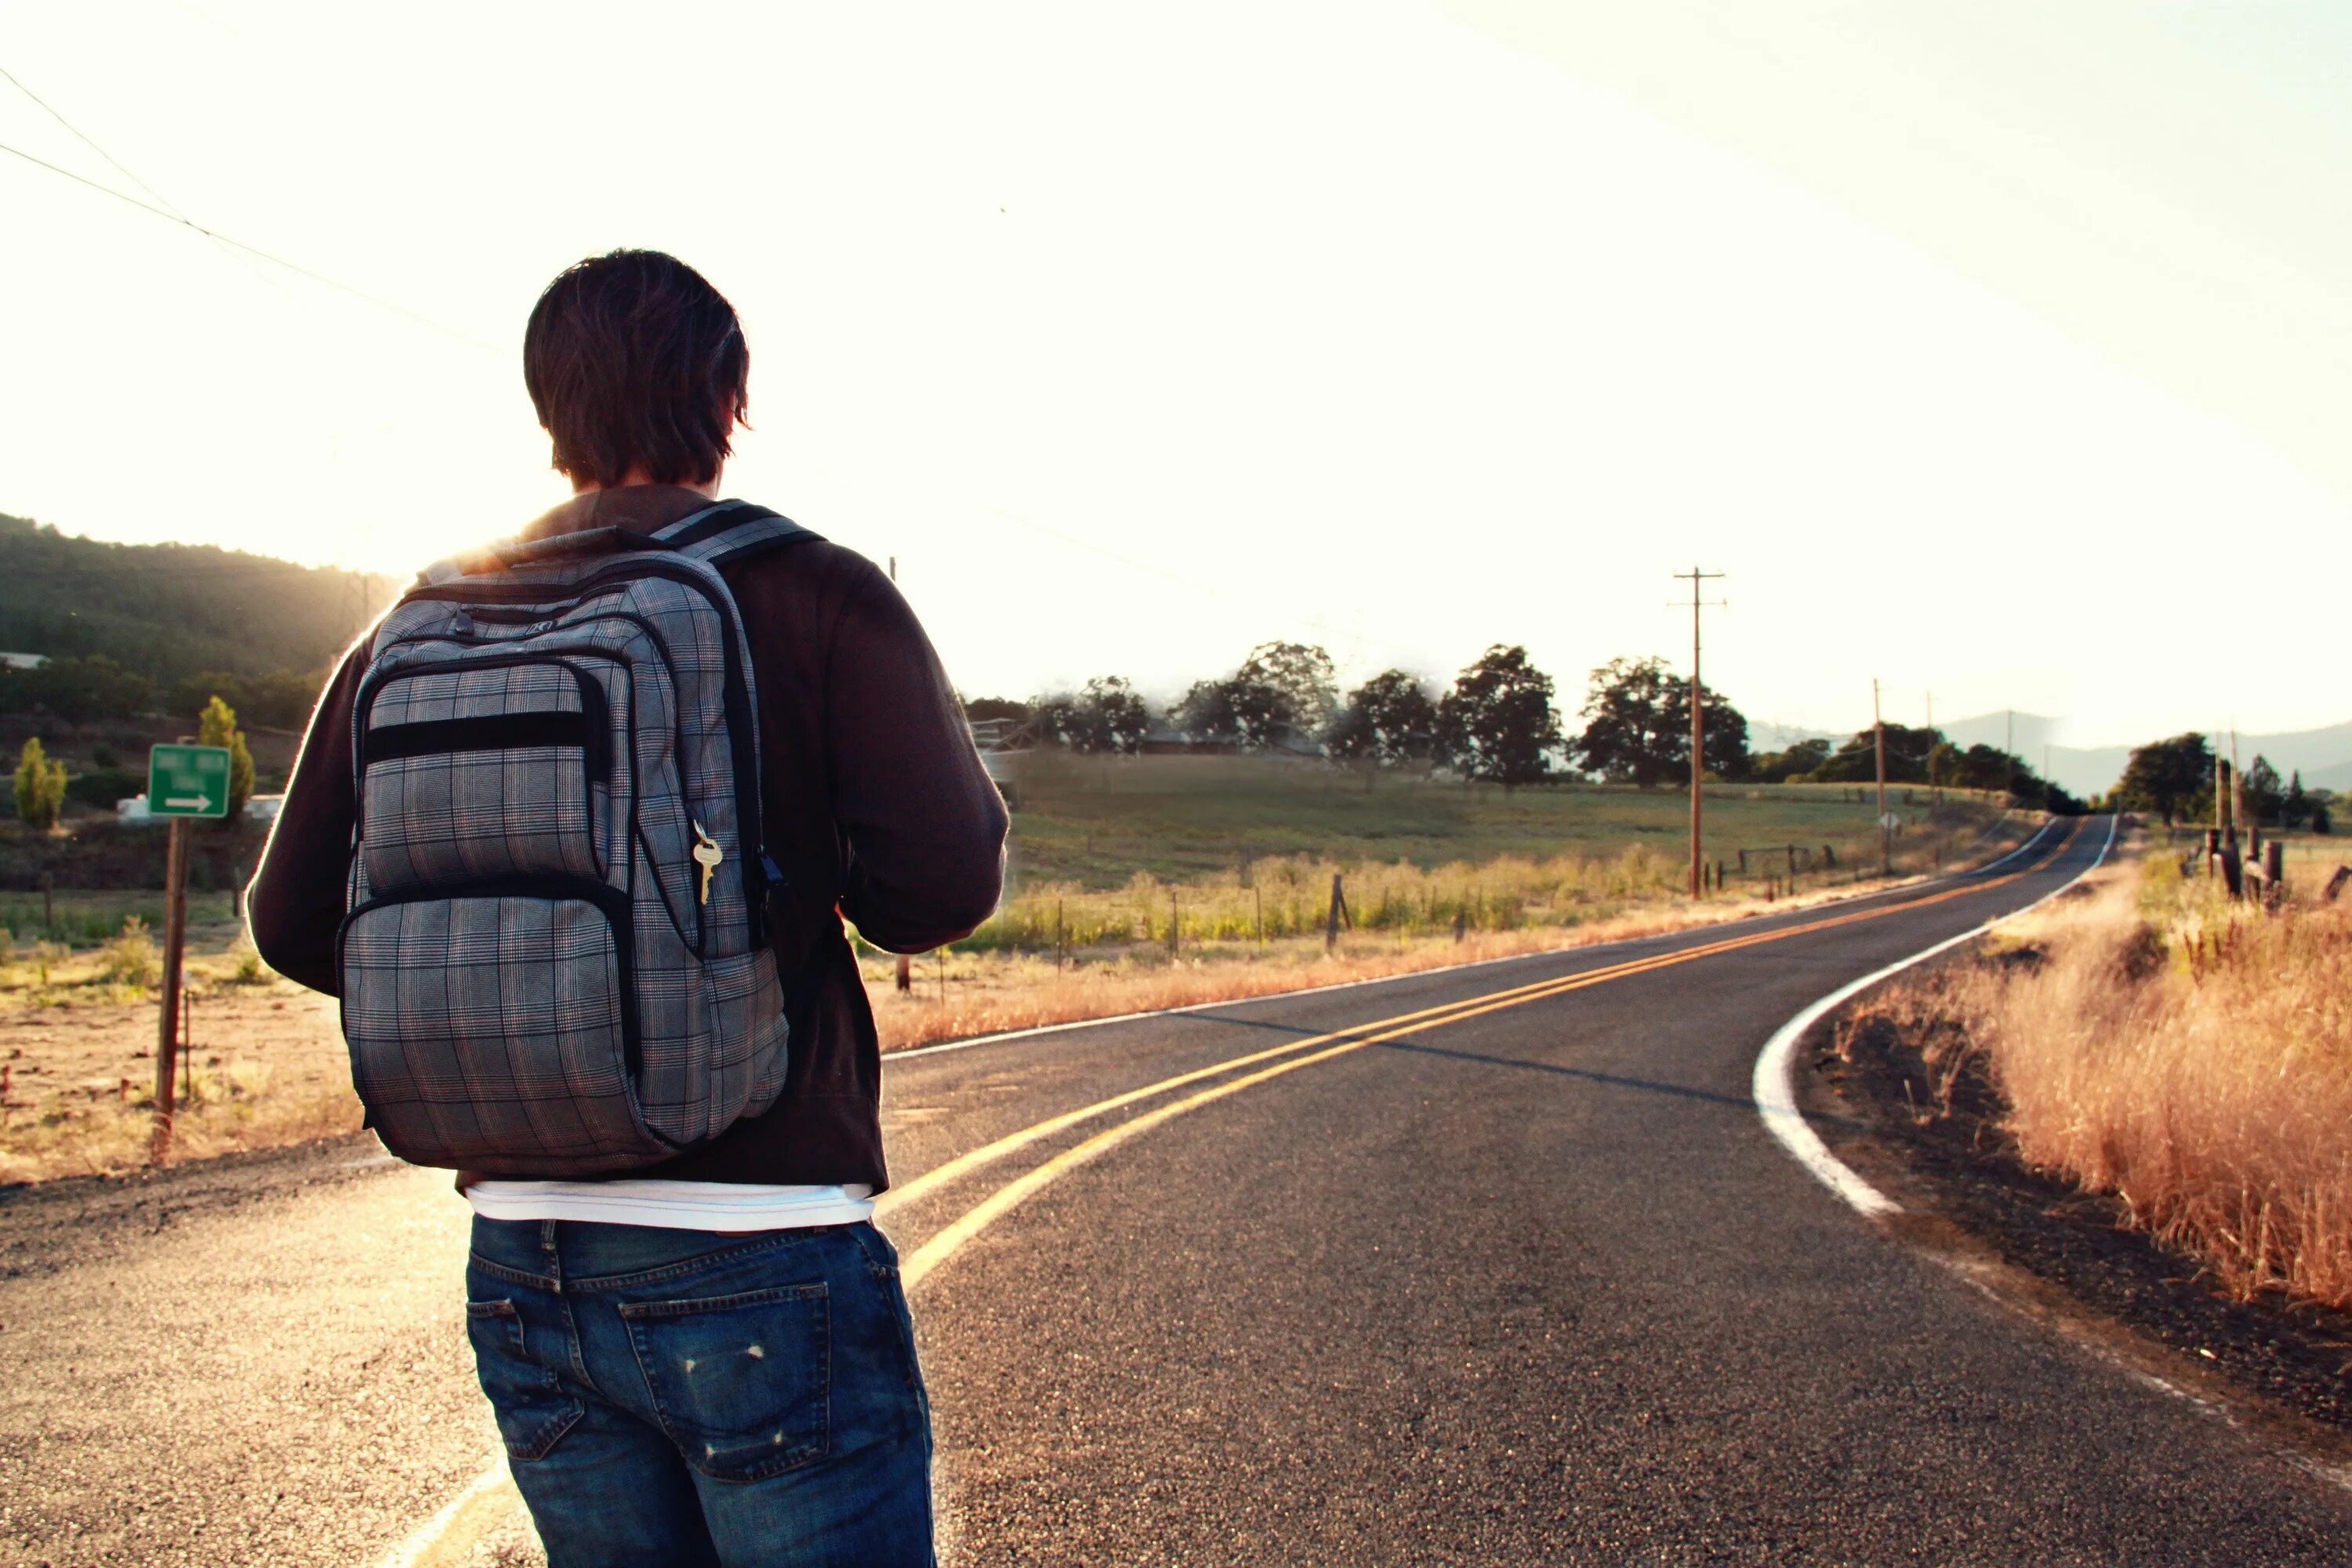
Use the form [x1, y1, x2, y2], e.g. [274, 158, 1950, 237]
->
[1798, 987, 2352, 1473]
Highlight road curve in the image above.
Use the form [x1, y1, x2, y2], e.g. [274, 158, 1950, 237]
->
[7, 817, 2349, 1565]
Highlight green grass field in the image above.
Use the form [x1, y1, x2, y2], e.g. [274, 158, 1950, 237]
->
[0, 889, 241, 949]
[1004, 752, 1996, 890]
[956, 753, 2016, 956]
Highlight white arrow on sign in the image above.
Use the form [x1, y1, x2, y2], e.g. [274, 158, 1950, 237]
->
[1879, 813, 1902, 830]
[165, 797, 209, 809]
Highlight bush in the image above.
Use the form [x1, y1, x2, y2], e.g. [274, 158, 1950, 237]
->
[65, 768, 146, 810]
[14, 737, 65, 829]
[0, 655, 155, 723]
[197, 695, 255, 820]
[97, 915, 159, 988]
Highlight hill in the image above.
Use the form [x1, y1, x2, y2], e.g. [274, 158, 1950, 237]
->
[0, 512, 379, 689]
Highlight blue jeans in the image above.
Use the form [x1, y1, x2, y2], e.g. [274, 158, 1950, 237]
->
[465, 1218, 935, 1567]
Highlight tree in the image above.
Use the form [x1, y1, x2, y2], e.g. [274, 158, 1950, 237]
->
[1172, 642, 1338, 752]
[1324, 670, 1437, 771]
[1080, 677, 1151, 756]
[1236, 641, 1338, 746]
[962, 696, 1030, 725]
[1168, 679, 1241, 746]
[1751, 737, 1831, 782]
[2284, 771, 2313, 830]
[1033, 677, 1150, 755]
[1439, 644, 1563, 789]
[2243, 755, 2284, 826]
[13, 737, 64, 829]
[0, 654, 155, 723]
[1574, 657, 1750, 785]
[2114, 732, 2213, 826]
[1809, 723, 1942, 785]
[1573, 657, 1681, 787]
[198, 694, 256, 819]
[1672, 681, 1751, 781]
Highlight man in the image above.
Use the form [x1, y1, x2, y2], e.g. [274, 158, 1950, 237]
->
[249, 249, 1007, 1566]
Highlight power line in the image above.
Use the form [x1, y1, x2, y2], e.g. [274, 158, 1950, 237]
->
[0, 62, 194, 223]
[0, 58, 275, 290]
[0, 136, 500, 353]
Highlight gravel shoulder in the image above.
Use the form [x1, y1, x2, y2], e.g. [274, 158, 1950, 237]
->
[1801, 977, 2352, 1445]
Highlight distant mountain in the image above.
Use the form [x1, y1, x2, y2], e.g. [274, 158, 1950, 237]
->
[1936, 712, 2352, 800]
[0, 512, 383, 685]
[2224, 720, 2352, 783]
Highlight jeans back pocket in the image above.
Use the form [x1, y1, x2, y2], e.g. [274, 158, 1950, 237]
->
[464, 1298, 583, 1462]
[620, 1283, 830, 1482]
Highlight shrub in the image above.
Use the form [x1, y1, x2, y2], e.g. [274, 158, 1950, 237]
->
[65, 767, 147, 810]
[197, 695, 256, 820]
[97, 915, 160, 988]
[13, 738, 65, 829]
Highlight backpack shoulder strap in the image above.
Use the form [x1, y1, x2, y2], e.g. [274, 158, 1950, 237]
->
[649, 499, 824, 570]
[414, 501, 820, 587]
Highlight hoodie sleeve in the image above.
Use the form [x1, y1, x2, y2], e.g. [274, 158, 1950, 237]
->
[246, 647, 365, 994]
[819, 561, 1009, 952]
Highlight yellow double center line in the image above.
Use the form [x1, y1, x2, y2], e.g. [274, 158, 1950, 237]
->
[883, 822, 2078, 1288]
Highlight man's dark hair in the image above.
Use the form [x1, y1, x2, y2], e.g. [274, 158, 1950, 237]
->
[523, 249, 750, 489]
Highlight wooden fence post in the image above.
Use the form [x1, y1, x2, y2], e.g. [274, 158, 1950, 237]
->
[1325, 873, 1346, 952]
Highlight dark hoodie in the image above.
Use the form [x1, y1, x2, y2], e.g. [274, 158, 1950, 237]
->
[247, 485, 1008, 1190]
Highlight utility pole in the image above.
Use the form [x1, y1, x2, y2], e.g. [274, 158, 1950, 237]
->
[2214, 741, 2227, 842]
[2005, 708, 2013, 760]
[2229, 725, 2244, 849]
[1874, 678, 1891, 877]
[1671, 567, 1727, 898]
[1925, 691, 1938, 800]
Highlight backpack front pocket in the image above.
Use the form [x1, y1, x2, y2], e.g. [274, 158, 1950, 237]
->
[358, 659, 612, 895]
[339, 887, 670, 1174]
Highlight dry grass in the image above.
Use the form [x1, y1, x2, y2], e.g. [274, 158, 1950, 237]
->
[1857, 849, 2352, 1309]
[0, 922, 360, 1184]
[865, 858, 1973, 1053]
[0, 814, 2040, 1183]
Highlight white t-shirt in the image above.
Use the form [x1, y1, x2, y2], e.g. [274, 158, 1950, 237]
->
[465, 1179, 875, 1232]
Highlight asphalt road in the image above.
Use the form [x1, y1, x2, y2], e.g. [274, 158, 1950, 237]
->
[7, 816, 2350, 1566]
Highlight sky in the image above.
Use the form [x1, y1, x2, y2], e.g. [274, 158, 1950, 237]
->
[2, 1, 2347, 748]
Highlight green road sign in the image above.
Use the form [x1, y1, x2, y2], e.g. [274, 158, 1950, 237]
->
[148, 744, 233, 818]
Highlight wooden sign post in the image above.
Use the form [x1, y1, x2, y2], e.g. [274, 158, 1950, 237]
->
[146, 743, 232, 1161]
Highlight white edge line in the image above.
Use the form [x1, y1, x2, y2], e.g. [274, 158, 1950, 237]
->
[372, 1454, 512, 1568]
[891, 819, 2063, 1064]
[1751, 813, 2118, 1218]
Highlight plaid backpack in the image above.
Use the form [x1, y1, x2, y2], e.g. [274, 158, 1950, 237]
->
[338, 500, 815, 1175]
